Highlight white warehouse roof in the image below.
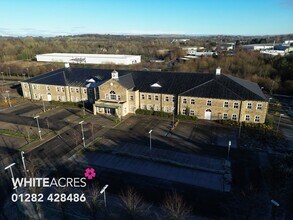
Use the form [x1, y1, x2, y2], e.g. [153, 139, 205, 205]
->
[36, 53, 141, 65]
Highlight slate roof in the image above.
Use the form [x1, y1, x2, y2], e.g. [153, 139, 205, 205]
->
[179, 79, 242, 100]
[24, 67, 267, 101]
[117, 73, 135, 90]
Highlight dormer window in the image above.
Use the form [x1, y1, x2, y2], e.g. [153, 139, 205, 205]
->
[86, 78, 96, 83]
[150, 82, 162, 88]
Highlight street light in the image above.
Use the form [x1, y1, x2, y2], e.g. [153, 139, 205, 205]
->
[1, 71, 4, 83]
[79, 120, 86, 148]
[41, 97, 46, 112]
[149, 130, 152, 150]
[271, 199, 280, 220]
[238, 122, 242, 138]
[82, 99, 85, 116]
[21, 151, 28, 175]
[227, 141, 231, 161]
[100, 184, 108, 208]
[172, 107, 175, 129]
[277, 114, 284, 132]
[5, 90, 12, 107]
[34, 115, 42, 140]
[4, 163, 17, 190]
[26, 67, 29, 78]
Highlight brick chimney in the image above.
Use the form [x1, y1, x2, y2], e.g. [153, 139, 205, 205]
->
[216, 67, 221, 75]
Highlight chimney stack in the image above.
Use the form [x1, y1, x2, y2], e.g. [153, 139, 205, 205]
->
[64, 63, 70, 68]
[216, 67, 221, 75]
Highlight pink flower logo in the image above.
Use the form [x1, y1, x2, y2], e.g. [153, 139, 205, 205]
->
[84, 168, 96, 180]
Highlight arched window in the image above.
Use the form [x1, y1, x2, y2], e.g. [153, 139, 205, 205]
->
[110, 91, 116, 100]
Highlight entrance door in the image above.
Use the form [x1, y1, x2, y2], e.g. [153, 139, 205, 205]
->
[105, 108, 111, 115]
[47, 93, 52, 101]
[205, 109, 212, 120]
[105, 108, 115, 115]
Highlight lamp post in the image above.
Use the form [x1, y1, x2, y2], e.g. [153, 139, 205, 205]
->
[277, 114, 284, 132]
[149, 130, 152, 150]
[21, 151, 28, 175]
[5, 90, 12, 107]
[172, 107, 175, 129]
[79, 120, 86, 148]
[26, 67, 29, 78]
[238, 122, 242, 138]
[1, 71, 4, 83]
[271, 199, 279, 220]
[41, 98, 46, 112]
[34, 115, 42, 140]
[100, 184, 108, 208]
[227, 141, 231, 161]
[82, 99, 85, 116]
[4, 163, 17, 190]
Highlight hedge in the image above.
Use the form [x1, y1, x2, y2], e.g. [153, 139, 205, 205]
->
[135, 109, 197, 121]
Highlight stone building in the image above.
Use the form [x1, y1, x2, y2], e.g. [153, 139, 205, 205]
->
[21, 66, 268, 123]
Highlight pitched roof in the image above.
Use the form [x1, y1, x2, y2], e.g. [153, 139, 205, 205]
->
[117, 73, 135, 90]
[24, 68, 267, 101]
[180, 79, 241, 100]
[224, 75, 266, 100]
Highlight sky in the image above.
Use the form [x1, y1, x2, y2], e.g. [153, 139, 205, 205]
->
[0, 0, 292, 37]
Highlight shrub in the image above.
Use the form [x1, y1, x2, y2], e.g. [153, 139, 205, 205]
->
[177, 114, 197, 121]
[135, 109, 153, 115]
[135, 109, 197, 121]
[153, 111, 172, 118]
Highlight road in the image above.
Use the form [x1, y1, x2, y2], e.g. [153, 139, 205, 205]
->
[271, 95, 293, 149]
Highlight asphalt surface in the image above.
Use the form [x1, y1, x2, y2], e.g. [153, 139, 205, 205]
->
[0, 112, 69, 130]
[79, 152, 226, 191]
[28, 123, 102, 165]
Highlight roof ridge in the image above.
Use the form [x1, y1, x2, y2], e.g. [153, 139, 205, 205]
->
[179, 78, 215, 95]
[223, 74, 265, 100]
[214, 77, 242, 99]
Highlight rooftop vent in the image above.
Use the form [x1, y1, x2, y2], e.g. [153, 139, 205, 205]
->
[216, 67, 221, 75]
[64, 63, 70, 68]
[111, 70, 119, 79]
[151, 82, 162, 88]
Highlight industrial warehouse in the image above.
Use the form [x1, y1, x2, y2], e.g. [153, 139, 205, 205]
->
[36, 53, 141, 65]
[21, 66, 268, 123]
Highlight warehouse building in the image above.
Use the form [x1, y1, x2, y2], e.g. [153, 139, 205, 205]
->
[36, 53, 141, 65]
[21, 67, 268, 123]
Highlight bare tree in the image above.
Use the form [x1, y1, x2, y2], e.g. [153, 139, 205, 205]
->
[24, 126, 31, 143]
[162, 191, 191, 220]
[26, 155, 41, 179]
[25, 155, 43, 219]
[73, 129, 81, 147]
[88, 122, 94, 140]
[55, 186, 68, 219]
[85, 183, 103, 220]
[45, 117, 50, 130]
[119, 187, 151, 220]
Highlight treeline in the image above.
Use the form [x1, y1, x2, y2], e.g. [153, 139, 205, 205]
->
[172, 51, 293, 95]
[0, 36, 175, 62]
[0, 35, 292, 94]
